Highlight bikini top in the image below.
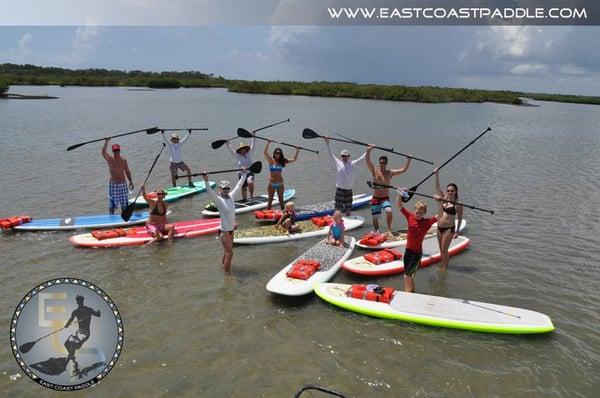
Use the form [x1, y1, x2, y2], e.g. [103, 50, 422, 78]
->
[269, 163, 283, 173]
[443, 203, 457, 216]
[150, 203, 167, 216]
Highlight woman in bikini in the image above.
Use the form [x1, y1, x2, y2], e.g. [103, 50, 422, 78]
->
[433, 168, 463, 271]
[264, 140, 299, 210]
[141, 184, 175, 244]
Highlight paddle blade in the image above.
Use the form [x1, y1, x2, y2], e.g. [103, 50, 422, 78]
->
[402, 185, 419, 203]
[302, 128, 320, 139]
[237, 128, 254, 138]
[211, 140, 227, 150]
[121, 203, 135, 222]
[66, 142, 86, 151]
[19, 341, 36, 354]
[248, 161, 262, 174]
[146, 127, 161, 134]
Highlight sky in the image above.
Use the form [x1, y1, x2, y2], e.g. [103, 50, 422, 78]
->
[1, 1, 599, 95]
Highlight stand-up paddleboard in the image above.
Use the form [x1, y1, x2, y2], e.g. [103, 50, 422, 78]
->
[356, 219, 466, 249]
[343, 235, 470, 276]
[314, 283, 555, 334]
[255, 194, 372, 222]
[234, 216, 364, 245]
[202, 189, 295, 217]
[131, 180, 216, 206]
[11, 211, 165, 231]
[69, 218, 222, 248]
[266, 237, 356, 296]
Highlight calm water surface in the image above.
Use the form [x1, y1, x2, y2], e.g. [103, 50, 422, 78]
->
[1, 86, 599, 397]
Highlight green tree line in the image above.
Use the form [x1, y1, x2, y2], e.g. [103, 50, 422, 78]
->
[1, 63, 599, 105]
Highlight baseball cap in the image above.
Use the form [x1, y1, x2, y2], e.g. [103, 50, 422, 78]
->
[219, 180, 231, 189]
[340, 149, 350, 157]
[111, 144, 121, 152]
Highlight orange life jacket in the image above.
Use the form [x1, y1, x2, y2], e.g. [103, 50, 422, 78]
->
[0, 215, 32, 230]
[286, 258, 321, 280]
[91, 228, 127, 240]
[347, 284, 395, 304]
[254, 210, 282, 220]
[311, 215, 334, 227]
[363, 249, 403, 265]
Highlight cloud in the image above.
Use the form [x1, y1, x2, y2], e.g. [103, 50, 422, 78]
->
[559, 64, 586, 75]
[72, 24, 99, 51]
[17, 33, 32, 53]
[268, 26, 316, 55]
[475, 26, 550, 60]
[510, 63, 547, 75]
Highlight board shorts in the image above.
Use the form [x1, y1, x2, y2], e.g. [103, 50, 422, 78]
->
[238, 172, 255, 188]
[108, 180, 129, 210]
[335, 188, 353, 213]
[146, 222, 168, 236]
[403, 248, 422, 278]
[170, 161, 190, 176]
[370, 196, 392, 219]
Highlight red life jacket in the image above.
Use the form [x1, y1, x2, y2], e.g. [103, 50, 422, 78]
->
[347, 284, 395, 304]
[359, 231, 388, 246]
[91, 228, 128, 240]
[0, 215, 32, 230]
[311, 215, 334, 227]
[254, 210, 282, 220]
[286, 258, 321, 280]
[363, 249, 403, 265]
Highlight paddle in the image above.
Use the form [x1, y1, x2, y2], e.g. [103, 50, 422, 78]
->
[294, 384, 346, 398]
[121, 143, 166, 221]
[335, 132, 433, 165]
[402, 127, 492, 202]
[367, 181, 494, 214]
[302, 128, 395, 152]
[211, 118, 291, 150]
[159, 128, 208, 131]
[179, 161, 263, 179]
[19, 315, 91, 354]
[67, 126, 160, 151]
[238, 128, 319, 154]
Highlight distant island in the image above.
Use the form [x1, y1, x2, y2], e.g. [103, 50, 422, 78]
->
[1, 63, 599, 106]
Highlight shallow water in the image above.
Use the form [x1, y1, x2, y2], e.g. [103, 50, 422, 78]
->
[1, 86, 599, 397]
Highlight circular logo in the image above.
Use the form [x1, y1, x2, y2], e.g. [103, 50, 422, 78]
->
[10, 278, 123, 391]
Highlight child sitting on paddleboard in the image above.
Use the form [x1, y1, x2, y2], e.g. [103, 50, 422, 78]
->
[202, 170, 246, 274]
[276, 201, 300, 234]
[327, 210, 345, 247]
[396, 189, 443, 293]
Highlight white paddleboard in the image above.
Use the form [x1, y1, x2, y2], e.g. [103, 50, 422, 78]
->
[202, 189, 295, 217]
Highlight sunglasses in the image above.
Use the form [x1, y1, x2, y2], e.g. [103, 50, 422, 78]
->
[446, 189, 456, 193]
[379, 161, 387, 164]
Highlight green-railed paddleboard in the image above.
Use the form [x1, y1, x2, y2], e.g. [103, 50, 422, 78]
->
[131, 180, 216, 206]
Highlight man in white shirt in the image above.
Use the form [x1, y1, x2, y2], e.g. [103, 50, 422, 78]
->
[324, 137, 367, 216]
[162, 131, 193, 188]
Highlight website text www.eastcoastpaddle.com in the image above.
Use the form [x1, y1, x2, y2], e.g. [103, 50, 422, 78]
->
[327, 7, 588, 21]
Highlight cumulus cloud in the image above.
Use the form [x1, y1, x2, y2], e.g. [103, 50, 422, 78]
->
[510, 63, 547, 75]
[72, 24, 99, 51]
[17, 33, 32, 53]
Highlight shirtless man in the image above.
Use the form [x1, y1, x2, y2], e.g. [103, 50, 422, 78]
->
[63, 295, 101, 373]
[366, 146, 411, 233]
[102, 138, 134, 214]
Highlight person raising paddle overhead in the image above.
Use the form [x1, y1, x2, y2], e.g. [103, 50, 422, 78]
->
[396, 189, 443, 293]
[161, 130, 193, 188]
[102, 137, 134, 214]
[202, 171, 246, 274]
[324, 136, 367, 216]
[366, 145, 412, 234]
[434, 168, 464, 272]
[264, 140, 299, 211]
[226, 138, 255, 201]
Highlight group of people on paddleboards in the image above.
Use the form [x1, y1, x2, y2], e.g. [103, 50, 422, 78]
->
[101, 130, 465, 288]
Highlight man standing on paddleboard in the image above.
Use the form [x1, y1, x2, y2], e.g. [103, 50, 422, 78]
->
[396, 189, 442, 293]
[324, 137, 367, 216]
[162, 130, 194, 188]
[226, 138, 255, 201]
[366, 146, 412, 234]
[201, 170, 246, 274]
[102, 138, 134, 214]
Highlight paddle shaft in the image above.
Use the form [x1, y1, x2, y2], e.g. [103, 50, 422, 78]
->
[252, 118, 290, 133]
[130, 144, 166, 204]
[369, 181, 494, 214]
[335, 132, 433, 165]
[67, 126, 159, 151]
[181, 161, 262, 178]
[19, 315, 90, 353]
[259, 135, 319, 154]
[212, 119, 290, 150]
[413, 127, 491, 189]
[160, 128, 208, 131]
